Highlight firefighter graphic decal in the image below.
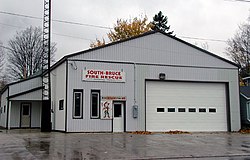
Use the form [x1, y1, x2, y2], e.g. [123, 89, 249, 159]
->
[101, 100, 112, 119]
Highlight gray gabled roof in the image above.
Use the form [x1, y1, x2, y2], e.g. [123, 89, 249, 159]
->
[240, 86, 250, 100]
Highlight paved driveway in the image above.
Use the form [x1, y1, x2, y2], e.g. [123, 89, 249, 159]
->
[0, 130, 250, 159]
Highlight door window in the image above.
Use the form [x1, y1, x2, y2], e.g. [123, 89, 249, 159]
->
[22, 105, 30, 116]
[114, 104, 122, 117]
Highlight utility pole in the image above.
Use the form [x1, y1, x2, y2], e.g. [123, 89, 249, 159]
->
[41, 0, 52, 132]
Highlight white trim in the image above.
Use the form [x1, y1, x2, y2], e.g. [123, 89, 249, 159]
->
[240, 93, 250, 100]
[90, 91, 100, 118]
[242, 76, 250, 80]
[247, 102, 250, 122]
[73, 91, 83, 119]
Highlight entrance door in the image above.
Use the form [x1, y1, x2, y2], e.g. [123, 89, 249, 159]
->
[21, 103, 31, 128]
[113, 102, 124, 132]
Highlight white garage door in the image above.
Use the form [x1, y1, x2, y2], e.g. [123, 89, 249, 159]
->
[146, 81, 228, 132]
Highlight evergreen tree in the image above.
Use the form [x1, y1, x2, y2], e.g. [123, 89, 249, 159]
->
[151, 11, 174, 35]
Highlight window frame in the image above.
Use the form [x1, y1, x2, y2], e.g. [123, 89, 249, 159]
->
[90, 90, 100, 119]
[73, 89, 83, 119]
[59, 99, 64, 110]
[247, 102, 250, 122]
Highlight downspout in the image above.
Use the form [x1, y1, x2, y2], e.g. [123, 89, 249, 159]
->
[133, 62, 137, 105]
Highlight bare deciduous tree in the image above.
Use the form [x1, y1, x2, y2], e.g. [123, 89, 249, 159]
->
[0, 41, 7, 90]
[0, 42, 5, 72]
[226, 20, 250, 78]
[7, 26, 56, 80]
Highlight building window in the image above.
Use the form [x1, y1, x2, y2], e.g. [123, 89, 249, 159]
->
[4, 105, 6, 113]
[91, 90, 100, 118]
[59, 99, 64, 110]
[209, 108, 216, 113]
[168, 108, 175, 112]
[73, 89, 83, 119]
[189, 108, 196, 112]
[157, 108, 165, 112]
[199, 108, 206, 113]
[178, 108, 186, 112]
[247, 102, 250, 121]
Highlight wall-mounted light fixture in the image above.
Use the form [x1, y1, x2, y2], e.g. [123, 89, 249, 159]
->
[159, 73, 166, 80]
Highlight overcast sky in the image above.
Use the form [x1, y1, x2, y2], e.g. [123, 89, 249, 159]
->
[0, 0, 249, 61]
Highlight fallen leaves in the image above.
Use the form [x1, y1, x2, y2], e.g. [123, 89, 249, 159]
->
[239, 129, 250, 134]
[130, 131, 152, 135]
[163, 130, 190, 134]
[129, 130, 190, 135]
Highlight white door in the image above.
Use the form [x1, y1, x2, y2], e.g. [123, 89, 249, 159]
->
[21, 103, 31, 128]
[146, 81, 227, 132]
[113, 102, 124, 132]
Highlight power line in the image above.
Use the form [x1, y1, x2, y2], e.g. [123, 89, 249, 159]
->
[0, 11, 228, 43]
[0, 21, 228, 43]
[0, 11, 112, 29]
[0, 22, 93, 41]
[180, 36, 227, 42]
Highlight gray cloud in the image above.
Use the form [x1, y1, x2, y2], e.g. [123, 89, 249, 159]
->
[0, 0, 249, 60]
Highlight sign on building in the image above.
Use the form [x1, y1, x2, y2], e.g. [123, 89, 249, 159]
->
[82, 69, 126, 82]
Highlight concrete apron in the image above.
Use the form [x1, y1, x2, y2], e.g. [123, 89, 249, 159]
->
[0, 129, 250, 159]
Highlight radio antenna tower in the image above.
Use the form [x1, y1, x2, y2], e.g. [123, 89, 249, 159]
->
[41, 0, 52, 132]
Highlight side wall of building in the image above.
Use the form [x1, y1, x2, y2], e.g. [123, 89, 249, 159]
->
[0, 88, 8, 128]
[240, 96, 250, 126]
[51, 61, 66, 131]
[10, 101, 41, 128]
[9, 77, 42, 96]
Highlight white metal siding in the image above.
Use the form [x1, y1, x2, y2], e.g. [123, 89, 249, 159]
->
[66, 61, 135, 132]
[64, 60, 240, 132]
[9, 101, 41, 128]
[51, 62, 66, 131]
[58, 31, 239, 132]
[0, 88, 8, 128]
[9, 89, 42, 101]
[146, 81, 227, 132]
[10, 101, 20, 128]
[128, 65, 240, 132]
[31, 101, 41, 127]
[70, 33, 236, 69]
[9, 77, 42, 96]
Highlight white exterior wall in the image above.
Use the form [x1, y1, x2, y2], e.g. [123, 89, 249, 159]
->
[31, 101, 41, 127]
[136, 65, 240, 131]
[71, 33, 235, 69]
[65, 32, 240, 132]
[9, 76, 42, 96]
[0, 88, 8, 128]
[9, 89, 42, 101]
[10, 101, 41, 128]
[10, 101, 20, 128]
[65, 60, 240, 132]
[66, 61, 134, 132]
[51, 62, 66, 131]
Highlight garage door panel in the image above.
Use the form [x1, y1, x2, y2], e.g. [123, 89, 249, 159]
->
[146, 81, 227, 132]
